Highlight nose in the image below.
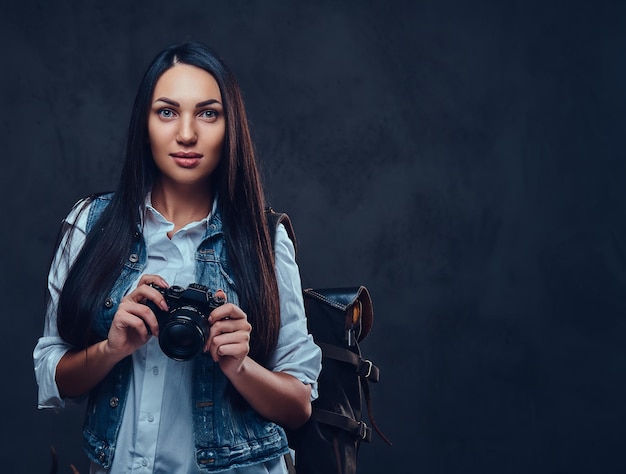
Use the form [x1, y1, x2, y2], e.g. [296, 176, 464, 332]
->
[176, 115, 197, 145]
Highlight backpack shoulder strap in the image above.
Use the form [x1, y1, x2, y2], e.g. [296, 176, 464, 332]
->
[265, 207, 297, 254]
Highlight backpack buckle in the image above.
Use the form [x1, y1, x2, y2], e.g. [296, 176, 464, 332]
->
[358, 421, 368, 440]
[357, 421, 372, 442]
[362, 359, 373, 379]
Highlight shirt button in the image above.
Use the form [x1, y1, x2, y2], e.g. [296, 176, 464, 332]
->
[147, 415, 154, 422]
[152, 366, 159, 376]
[142, 459, 148, 467]
[109, 396, 119, 408]
[129, 253, 139, 263]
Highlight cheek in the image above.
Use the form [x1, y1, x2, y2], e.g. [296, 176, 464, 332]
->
[212, 126, 226, 151]
[148, 123, 168, 152]
[213, 136, 225, 153]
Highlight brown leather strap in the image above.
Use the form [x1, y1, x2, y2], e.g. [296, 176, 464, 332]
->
[317, 342, 380, 382]
[312, 408, 372, 442]
[361, 379, 393, 446]
[265, 207, 297, 254]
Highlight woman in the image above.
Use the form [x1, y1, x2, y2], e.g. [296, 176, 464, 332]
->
[34, 41, 321, 473]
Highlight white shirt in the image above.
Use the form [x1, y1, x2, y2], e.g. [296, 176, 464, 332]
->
[34, 196, 321, 473]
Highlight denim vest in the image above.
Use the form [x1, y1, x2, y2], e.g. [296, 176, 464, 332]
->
[81, 194, 288, 471]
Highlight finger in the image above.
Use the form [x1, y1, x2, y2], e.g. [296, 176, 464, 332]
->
[206, 329, 250, 360]
[108, 313, 151, 354]
[208, 303, 246, 324]
[125, 285, 168, 312]
[212, 337, 250, 360]
[210, 319, 251, 337]
[216, 342, 248, 358]
[212, 330, 250, 347]
[120, 311, 152, 338]
[214, 289, 227, 302]
[118, 301, 160, 336]
[137, 274, 169, 289]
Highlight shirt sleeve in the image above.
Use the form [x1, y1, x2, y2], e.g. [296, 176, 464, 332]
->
[267, 224, 322, 401]
[33, 198, 91, 410]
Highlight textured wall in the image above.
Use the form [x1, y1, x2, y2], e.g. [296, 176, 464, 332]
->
[2, 1, 626, 473]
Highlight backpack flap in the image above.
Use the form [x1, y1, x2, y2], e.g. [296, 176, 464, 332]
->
[303, 286, 373, 346]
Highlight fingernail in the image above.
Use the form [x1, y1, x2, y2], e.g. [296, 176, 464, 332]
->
[215, 289, 227, 303]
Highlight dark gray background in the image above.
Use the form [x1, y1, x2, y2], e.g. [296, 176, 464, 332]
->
[2, 1, 626, 473]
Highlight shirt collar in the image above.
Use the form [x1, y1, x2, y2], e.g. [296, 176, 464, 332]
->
[139, 192, 218, 233]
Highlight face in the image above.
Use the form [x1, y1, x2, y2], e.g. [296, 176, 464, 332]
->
[148, 63, 226, 189]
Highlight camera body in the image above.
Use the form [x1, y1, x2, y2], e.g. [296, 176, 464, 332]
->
[146, 283, 225, 361]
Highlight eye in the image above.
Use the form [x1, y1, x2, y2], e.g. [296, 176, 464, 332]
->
[157, 108, 176, 119]
[199, 109, 219, 121]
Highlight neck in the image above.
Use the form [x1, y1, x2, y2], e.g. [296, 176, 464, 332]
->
[150, 178, 213, 232]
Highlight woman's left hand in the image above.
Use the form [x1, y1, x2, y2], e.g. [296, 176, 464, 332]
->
[205, 301, 252, 375]
[204, 294, 313, 430]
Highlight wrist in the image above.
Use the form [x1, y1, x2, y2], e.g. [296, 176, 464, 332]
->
[220, 355, 249, 379]
[97, 339, 125, 365]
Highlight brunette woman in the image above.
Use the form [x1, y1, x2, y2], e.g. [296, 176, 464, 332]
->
[34, 41, 321, 473]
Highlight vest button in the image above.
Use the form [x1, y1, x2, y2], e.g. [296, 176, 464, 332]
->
[104, 298, 113, 308]
[109, 396, 119, 408]
[129, 253, 139, 263]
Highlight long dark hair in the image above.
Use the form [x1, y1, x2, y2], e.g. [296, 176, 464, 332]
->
[57, 42, 280, 365]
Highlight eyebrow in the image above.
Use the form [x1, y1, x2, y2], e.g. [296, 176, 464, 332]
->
[153, 97, 222, 108]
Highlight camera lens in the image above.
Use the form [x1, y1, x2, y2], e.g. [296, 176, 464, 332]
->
[159, 306, 207, 361]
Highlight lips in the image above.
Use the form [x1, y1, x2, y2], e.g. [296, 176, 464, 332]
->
[170, 151, 203, 168]
[171, 152, 203, 158]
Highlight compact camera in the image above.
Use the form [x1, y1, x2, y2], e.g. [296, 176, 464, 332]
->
[146, 283, 225, 361]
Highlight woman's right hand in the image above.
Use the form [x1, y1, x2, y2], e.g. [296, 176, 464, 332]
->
[57, 274, 170, 398]
[104, 274, 170, 361]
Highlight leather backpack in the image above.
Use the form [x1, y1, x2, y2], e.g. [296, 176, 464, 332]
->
[266, 209, 391, 474]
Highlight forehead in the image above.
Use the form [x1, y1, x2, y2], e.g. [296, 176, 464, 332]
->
[152, 63, 222, 101]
